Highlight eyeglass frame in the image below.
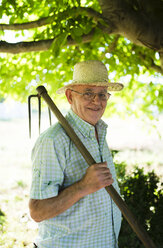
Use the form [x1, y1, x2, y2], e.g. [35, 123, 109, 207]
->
[69, 89, 111, 101]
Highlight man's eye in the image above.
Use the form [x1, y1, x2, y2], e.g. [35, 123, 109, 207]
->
[99, 93, 106, 98]
[84, 92, 93, 97]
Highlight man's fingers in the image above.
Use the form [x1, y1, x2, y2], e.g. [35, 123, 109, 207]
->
[104, 175, 114, 183]
[80, 161, 114, 195]
[98, 162, 107, 167]
[93, 162, 108, 169]
[93, 162, 111, 174]
[91, 163, 113, 181]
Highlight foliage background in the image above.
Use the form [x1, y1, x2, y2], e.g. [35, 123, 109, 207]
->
[0, 0, 163, 119]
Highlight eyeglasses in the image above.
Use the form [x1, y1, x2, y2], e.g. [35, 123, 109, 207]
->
[70, 89, 111, 101]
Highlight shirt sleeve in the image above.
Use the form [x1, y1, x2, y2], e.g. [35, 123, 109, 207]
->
[30, 135, 66, 200]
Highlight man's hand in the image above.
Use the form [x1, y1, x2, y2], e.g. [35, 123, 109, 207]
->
[78, 162, 113, 196]
[29, 162, 113, 222]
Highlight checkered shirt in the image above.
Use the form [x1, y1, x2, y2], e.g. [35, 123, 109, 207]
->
[30, 109, 121, 248]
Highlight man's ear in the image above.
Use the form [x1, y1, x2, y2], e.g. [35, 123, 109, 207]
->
[65, 89, 73, 104]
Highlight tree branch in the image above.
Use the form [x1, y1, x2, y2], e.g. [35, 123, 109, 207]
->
[0, 39, 53, 53]
[0, 31, 95, 54]
[0, 16, 54, 30]
[99, 0, 163, 52]
[0, 7, 104, 31]
[159, 52, 163, 71]
[150, 63, 163, 74]
[136, 48, 163, 74]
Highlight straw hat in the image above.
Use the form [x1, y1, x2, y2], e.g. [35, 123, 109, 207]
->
[56, 60, 124, 94]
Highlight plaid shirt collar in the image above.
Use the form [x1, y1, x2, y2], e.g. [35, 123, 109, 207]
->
[67, 109, 108, 140]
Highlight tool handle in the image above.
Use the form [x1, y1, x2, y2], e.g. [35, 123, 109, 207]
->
[36, 85, 157, 248]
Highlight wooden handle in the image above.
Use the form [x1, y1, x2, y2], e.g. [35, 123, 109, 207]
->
[36, 85, 156, 248]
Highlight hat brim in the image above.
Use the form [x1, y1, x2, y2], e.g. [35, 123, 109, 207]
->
[56, 82, 124, 94]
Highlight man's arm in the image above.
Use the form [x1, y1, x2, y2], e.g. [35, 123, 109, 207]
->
[29, 162, 113, 222]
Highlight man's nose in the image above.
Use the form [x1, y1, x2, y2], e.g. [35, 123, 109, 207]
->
[92, 93, 101, 103]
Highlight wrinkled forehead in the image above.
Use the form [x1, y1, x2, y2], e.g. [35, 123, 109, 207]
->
[72, 85, 108, 92]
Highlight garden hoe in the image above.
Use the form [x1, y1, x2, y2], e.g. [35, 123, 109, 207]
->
[28, 85, 157, 248]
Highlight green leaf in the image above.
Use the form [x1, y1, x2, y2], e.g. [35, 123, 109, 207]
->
[51, 32, 68, 57]
[71, 26, 83, 37]
[82, 23, 93, 34]
[9, 15, 15, 24]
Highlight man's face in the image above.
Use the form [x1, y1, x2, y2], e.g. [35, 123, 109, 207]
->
[66, 85, 108, 126]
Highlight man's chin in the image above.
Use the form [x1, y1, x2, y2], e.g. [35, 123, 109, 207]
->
[85, 116, 100, 126]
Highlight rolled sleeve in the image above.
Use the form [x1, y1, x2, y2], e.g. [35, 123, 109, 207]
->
[30, 136, 65, 200]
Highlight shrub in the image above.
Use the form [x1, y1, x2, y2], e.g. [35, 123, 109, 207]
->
[117, 166, 163, 248]
[0, 209, 6, 232]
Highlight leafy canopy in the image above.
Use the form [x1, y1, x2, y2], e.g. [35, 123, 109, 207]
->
[0, 0, 163, 119]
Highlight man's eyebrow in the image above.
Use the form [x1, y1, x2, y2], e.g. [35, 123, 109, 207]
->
[84, 88, 107, 93]
[84, 88, 93, 91]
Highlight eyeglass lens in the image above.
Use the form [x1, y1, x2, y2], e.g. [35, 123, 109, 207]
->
[83, 92, 110, 101]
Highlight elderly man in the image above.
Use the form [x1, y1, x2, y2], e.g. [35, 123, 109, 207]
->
[29, 60, 123, 248]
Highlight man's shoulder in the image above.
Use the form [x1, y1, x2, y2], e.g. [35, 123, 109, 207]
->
[31, 122, 71, 160]
[38, 122, 70, 142]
